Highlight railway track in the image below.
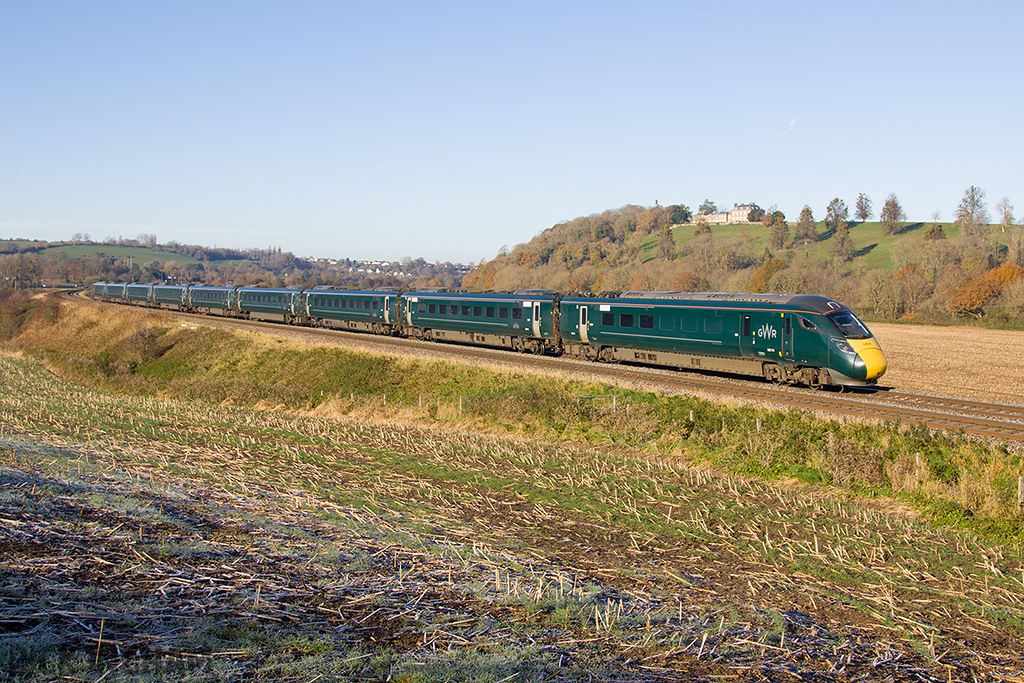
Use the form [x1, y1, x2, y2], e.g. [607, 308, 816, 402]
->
[166, 308, 1024, 444]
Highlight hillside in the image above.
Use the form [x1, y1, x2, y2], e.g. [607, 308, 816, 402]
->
[463, 205, 1024, 326]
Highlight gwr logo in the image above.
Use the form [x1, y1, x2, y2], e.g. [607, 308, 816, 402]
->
[757, 324, 778, 340]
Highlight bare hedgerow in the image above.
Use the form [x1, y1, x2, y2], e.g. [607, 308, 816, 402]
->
[826, 434, 885, 488]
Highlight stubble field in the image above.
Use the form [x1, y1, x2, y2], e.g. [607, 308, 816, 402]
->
[2, 296, 1024, 681]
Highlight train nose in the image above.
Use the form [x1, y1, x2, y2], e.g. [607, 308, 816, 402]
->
[851, 340, 887, 381]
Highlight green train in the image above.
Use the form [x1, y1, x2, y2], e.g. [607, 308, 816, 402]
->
[92, 283, 887, 388]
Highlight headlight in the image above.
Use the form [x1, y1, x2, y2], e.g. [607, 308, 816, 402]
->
[831, 338, 854, 354]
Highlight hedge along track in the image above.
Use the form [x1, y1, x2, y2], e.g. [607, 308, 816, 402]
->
[102, 300, 1024, 444]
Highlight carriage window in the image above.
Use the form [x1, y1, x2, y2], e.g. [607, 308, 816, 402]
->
[660, 316, 675, 331]
[704, 318, 722, 334]
[619, 313, 634, 328]
[498, 307, 508, 318]
[512, 308, 522, 320]
[602, 312, 614, 326]
[485, 306, 495, 318]
[428, 304, 436, 314]
[473, 306, 482, 316]
[639, 315, 654, 329]
[463, 306, 471, 316]
[438, 304, 446, 314]
[799, 316, 817, 331]
[681, 317, 698, 333]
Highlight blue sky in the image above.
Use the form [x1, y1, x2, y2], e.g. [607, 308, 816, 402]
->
[2, 1, 1021, 263]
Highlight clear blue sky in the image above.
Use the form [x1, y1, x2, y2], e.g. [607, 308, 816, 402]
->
[2, 1, 1021, 264]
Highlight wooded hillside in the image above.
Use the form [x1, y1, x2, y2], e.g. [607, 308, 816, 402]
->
[463, 193, 1024, 325]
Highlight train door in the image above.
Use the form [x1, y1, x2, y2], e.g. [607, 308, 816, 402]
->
[579, 306, 589, 343]
[405, 297, 415, 325]
[532, 302, 541, 337]
[383, 297, 391, 324]
[740, 315, 752, 357]
[782, 314, 794, 360]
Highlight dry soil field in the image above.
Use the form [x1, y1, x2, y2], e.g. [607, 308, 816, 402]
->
[869, 322, 1024, 404]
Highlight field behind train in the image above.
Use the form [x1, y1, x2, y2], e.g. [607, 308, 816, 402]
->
[2, 293, 1024, 680]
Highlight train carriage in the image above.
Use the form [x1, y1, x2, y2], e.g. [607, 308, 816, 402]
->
[102, 283, 127, 302]
[188, 286, 236, 316]
[401, 290, 558, 354]
[305, 289, 399, 335]
[560, 292, 886, 387]
[152, 285, 189, 310]
[125, 284, 153, 305]
[236, 287, 301, 323]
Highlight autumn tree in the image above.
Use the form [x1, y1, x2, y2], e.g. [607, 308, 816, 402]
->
[671, 271, 709, 292]
[924, 223, 946, 240]
[894, 266, 932, 313]
[747, 258, 787, 293]
[769, 212, 789, 250]
[692, 216, 711, 236]
[826, 198, 853, 261]
[855, 193, 873, 222]
[955, 185, 990, 238]
[656, 226, 675, 260]
[825, 198, 848, 235]
[947, 263, 1024, 318]
[795, 206, 816, 241]
[880, 194, 906, 235]
[668, 204, 692, 224]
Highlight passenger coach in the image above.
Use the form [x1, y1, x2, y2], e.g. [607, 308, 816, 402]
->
[401, 289, 558, 354]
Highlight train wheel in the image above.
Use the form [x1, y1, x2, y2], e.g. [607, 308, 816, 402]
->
[763, 364, 783, 384]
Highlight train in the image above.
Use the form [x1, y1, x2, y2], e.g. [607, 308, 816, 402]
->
[90, 282, 888, 388]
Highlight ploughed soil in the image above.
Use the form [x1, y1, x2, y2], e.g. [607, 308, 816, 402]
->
[870, 322, 1024, 405]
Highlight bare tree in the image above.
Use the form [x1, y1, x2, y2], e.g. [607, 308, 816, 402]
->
[996, 197, 1015, 232]
[855, 193, 873, 222]
[955, 185, 990, 237]
[880, 194, 906, 235]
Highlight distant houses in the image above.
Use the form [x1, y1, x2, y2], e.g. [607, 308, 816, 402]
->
[701, 203, 762, 225]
